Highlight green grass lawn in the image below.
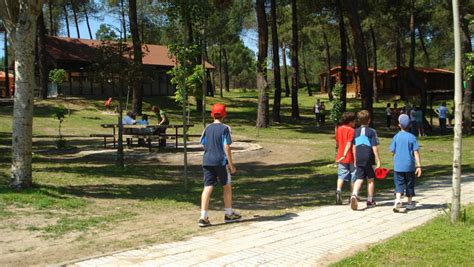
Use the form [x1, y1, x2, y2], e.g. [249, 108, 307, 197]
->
[0, 89, 473, 264]
[332, 204, 474, 266]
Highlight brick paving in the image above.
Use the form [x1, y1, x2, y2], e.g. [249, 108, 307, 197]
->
[65, 175, 474, 267]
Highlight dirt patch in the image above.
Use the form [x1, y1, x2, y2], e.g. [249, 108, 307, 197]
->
[0, 137, 317, 266]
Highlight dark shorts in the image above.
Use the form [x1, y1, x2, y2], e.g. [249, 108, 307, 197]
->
[355, 165, 375, 180]
[203, 166, 230, 186]
[394, 171, 415, 197]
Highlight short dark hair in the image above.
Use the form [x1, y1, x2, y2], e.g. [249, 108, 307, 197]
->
[387, 103, 391, 107]
[142, 114, 148, 121]
[357, 110, 371, 125]
[340, 112, 356, 125]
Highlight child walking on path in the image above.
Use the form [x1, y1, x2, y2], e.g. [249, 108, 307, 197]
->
[335, 112, 357, 205]
[390, 114, 422, 212]
[351, 110, 381, 210]
[198, 103, 241, 227]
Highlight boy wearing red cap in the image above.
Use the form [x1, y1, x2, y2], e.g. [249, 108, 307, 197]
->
[198, 103, 241, 227]
[390, 114, 422, 212]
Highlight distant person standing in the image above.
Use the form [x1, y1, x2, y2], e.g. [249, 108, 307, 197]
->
[435, 102, 448, 135]
[409, 107, 417, 136]
[414, 107, 425, 137]
[320, 102, 327, 125]
[392, 102, 401, 129]
[314, 99, 322, 127]
[385, 103, 392, 130]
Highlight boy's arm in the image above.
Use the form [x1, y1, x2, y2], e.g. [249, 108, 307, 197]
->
[414, 150, 422, 177]
[372, 146, 381, 168]
[224, 144, 237, 174]
[338, 141, 352, 163]
[352, 145, 357, 166]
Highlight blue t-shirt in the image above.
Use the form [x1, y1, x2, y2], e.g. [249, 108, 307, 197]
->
[437, 106, 448, 119]
[390, 131, 420, 172]
[200, 123, 232, 166]
[353, 126, 379, 167]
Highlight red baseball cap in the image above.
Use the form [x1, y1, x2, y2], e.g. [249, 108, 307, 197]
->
[211, 103, 227, 118]
[375, 168, 390, 179]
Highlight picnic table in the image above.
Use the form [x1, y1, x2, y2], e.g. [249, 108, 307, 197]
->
[91, 124, 196, 150]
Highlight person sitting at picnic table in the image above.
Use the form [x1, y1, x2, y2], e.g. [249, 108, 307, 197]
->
[137, 114, 149, 125]
[123, 111, 136, 125]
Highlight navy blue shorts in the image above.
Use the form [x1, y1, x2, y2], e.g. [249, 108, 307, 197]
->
[203, 166, 230, 186]
[355, 165, 376, 180]
[394, 171, 415, 197]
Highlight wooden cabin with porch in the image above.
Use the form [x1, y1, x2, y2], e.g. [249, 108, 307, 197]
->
[44, 36, 215, 97]
[319, 66, 386, 97]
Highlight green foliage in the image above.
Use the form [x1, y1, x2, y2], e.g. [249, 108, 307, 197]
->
[48, 69, 67, 85]
[95, 24, 119, 41]
[465, 20, 474, 79]
[167, 44, 200, 104]
[53, 107, 66, 149]
[330, 82, 343, 124]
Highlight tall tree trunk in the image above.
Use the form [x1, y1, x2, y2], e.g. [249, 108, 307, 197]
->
[344, 0, 373, 114]
[301, 41, 312, 96]
[129, 0, 143, 115]
[323, 32, 333, 100]
[223, 48, 230, 92]
[346, 29, 359, 97]
[408, 0, 427, 113]
[84, 6, 93, 39]
[120, 0, 127, 41]
[3, 31, 10, 97]
[370, 26, 378, 102]
[462, 18, 472, 135]
[64, 6, 70, 38]
[417, 25, 430, 66]
[71, 2, 80, 38]
[396, 37, 405, 100]
[37, 11, 48, 99]
[290, 0, 299, 118]
[451, 0, 462, 223]
[256, 0, 269, 128]
[2, 0, 42, 189]
[48, 0, 55, 35]
[219, 45, 223, 98]
[270, 0, 282, 123]
[282, 43, 290, 97]
[337, 0, 347, 111]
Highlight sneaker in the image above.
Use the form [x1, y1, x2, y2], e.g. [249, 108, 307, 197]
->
[405, 202, 416, 210]
[393, 200, 403, 213]
[224, 211, 242, 223]
[350, 195, 358, 211]
[198, 218, 211, 227]
[336, 191, 342, 205]
[366, 200, 377, 207]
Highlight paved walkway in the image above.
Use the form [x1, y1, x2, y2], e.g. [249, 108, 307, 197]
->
[67, 175, 474, 267]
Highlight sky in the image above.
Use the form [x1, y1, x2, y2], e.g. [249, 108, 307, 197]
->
[1, 11, 259, 62]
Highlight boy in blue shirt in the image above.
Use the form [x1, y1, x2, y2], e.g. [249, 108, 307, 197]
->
[198, 103, 241, 227]
[390, 114, 422, 212]
[351, 110, 381, 210]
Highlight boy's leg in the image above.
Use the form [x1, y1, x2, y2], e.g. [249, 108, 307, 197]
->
[393, 172, 405, 212]
[217, 166, 241, 222]
[223, 184, 232, 210]
[201, 186, 214, 217]
[351, 166, 364, 210]
[405, 172, 416, 210]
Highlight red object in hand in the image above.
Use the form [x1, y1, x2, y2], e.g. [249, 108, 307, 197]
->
[375, 168, 390, 179]
[104, 97, 112, 108]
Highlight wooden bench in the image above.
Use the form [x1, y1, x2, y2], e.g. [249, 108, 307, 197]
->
[89, 134, 115, 148]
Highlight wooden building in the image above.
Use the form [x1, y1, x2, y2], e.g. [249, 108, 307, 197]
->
[383, 66, 454, 96]
[44, 36, 214, 97]
[0, 71, 14, 98]
[319, 66, 386, 96]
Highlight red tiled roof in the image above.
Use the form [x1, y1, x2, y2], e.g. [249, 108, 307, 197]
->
[386, 66, 454, 75]
[319, 66, 386, 76]
[45, 36, 215, 69]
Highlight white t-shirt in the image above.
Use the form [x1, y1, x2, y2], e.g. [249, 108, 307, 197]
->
[314, 104, 321, 114]
[410, 109, 416, 121]
[386, 107, 391, 116]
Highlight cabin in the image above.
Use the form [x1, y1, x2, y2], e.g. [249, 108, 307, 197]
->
[0, 71, 14, 98]
[319, 66, 454, 99]
[383, 66, 454, 96]
[319, 66, 386, 96]
[44, 36, 215, 97]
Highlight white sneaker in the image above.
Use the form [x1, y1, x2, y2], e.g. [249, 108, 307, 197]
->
[405, 202, 416, 210]
[393, 200, 402, 213]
